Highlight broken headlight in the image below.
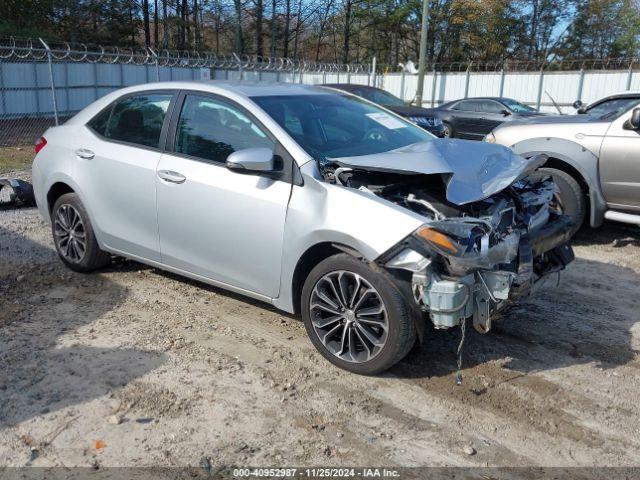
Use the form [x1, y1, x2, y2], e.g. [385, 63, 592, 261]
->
[415, 221, 491, 258]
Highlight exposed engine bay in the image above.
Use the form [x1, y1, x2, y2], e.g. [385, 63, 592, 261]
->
[321, 159, 575, 334]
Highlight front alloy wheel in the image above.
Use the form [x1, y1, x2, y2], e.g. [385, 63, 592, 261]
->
[301, 253, 416, 375]
[309, 271, 389, 363]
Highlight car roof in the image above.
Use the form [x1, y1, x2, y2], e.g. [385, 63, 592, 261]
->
[115, 80, 334, 98]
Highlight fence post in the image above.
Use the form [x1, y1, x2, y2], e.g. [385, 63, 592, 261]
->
[149, 47, 160, 81]
[233, 53, 243, 81]
[576, 67, 585, 103]
[536, 67, 544, 110]
[369, 56, 376, 87]
[464, 62, 471, 98]
[430, 68, 437, 107]
[39, 38, 59, 126]
[627, 60, 634, 90]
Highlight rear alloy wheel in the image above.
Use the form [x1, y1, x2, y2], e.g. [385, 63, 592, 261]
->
[52, 193, 111, 272]
[54, 204, 87, 263]
[301, 253, 416, 375]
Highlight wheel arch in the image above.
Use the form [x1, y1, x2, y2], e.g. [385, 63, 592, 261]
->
[290, 242, 364, 315]
[47, 182, 75, 215]
[512, 137, 607, 227]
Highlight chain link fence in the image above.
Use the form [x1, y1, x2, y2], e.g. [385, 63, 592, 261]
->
[1, 35, 640, 155]
[0, 36, 372, 154]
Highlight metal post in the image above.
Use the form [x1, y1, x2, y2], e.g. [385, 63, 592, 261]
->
[39, 38, 58, 126]
[369, 56, 376, 87]
[576, 68, 585, 102]
[536, 67, 544, 110]
[400, 70, 406, 101]
[415, 0, 429, 106]
[233, 53, 243, 81]
[499, 67, 505, 97]
[464, 62, 471, 98]
[149, 47, 160, 82]
[627, 60, 634, 90]
[430, 68, 437, 107]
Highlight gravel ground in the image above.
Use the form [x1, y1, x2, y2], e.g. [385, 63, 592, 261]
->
[1, 174, 639, 469]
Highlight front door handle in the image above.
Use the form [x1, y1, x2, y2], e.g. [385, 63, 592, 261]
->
[75, 148, 95, 160]
[158, 170, 186, 184]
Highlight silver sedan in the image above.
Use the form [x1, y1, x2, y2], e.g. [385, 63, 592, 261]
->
[32, 81, 574, 374]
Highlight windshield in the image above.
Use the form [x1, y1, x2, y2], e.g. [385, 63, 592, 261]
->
[501, 98, 536, 113]
[352, 88, 405, 106]
[252, 94, 433, 163]
[585, 97, 640, 120]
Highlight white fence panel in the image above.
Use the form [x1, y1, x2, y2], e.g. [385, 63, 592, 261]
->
[581, 72, 630, 104]
[468, 73, 502, 98]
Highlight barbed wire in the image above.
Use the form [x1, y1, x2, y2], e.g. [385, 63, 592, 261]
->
[0, 35, 371, 73]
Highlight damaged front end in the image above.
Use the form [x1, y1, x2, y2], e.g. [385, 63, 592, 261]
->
[324, 151, 574, 334]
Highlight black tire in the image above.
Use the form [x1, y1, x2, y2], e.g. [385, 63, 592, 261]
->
[533, 167, 586, 237]
[442, 121, 454, 138]
[51, 193, 111, 272]
[301, 253, 416, 375]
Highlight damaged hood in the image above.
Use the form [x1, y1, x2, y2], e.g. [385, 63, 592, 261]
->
[330, 139, 538, 205]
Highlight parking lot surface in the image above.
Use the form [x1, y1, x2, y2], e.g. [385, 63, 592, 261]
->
[1, 175, 639, 468]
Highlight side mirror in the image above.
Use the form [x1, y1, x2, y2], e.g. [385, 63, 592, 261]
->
[572, 100, 583, 110]
[500, 109, 511, 116]
[226, 147, 276, 174]
[624, 108, 640, 130]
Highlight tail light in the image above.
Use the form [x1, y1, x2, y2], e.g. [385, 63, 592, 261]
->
[35, 136, 47, 155]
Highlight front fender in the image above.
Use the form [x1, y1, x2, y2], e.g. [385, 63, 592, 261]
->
[511, 137, 606, 227]
[273, 162, 425, 313]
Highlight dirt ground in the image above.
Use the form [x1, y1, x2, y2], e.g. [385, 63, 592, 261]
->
[1, 171, 639, 470]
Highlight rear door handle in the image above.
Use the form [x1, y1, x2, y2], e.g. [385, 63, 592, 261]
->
[157, 170, 186, 184]
[75, 148, 95, 160]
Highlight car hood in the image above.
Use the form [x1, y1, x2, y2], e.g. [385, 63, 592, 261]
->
[384, 105, 436, 118]
[330, 139, 539, 205]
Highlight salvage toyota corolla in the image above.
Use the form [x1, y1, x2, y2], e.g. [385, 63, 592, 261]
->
[32, 82, 574, 374]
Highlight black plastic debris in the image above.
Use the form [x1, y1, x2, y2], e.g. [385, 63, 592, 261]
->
[0, 178, 35, 207]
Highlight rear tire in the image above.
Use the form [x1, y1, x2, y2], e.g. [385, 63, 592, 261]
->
[51, 193, 111, 272]
[535, 168, 586, 237]
[301, 253, 416, 375]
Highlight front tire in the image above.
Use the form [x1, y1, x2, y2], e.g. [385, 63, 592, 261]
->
[442, 121, 454, 138]
[52, 193, 111, 272]
[301, 253, 416, 375]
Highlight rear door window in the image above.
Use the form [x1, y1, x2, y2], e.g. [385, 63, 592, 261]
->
[451, 100, 477, 111]
[475, 100, 504, 113]
[174, 94, 274, 163]
[102, 93, 173, 148]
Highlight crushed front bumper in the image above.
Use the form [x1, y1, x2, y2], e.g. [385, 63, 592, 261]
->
[386, 213, 575, 334]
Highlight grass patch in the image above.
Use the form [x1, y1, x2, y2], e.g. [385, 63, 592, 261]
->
[0, 146, 33, 174]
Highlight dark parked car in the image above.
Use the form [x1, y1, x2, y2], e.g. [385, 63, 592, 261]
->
[424, 97, 548, 140]
[323, 84, 446, 137]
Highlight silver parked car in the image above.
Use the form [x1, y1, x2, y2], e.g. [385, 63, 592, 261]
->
[32, 82, 574, 374]
[486, 91, 640, 234]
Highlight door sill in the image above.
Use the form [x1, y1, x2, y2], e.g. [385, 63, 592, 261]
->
[604, 210, 640, 226]
[102, 246, 274, 305]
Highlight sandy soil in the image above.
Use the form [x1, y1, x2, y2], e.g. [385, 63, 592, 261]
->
[1, 184, 639, 470]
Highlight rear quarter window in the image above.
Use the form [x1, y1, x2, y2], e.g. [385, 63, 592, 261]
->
[87, 92, 173, 149]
